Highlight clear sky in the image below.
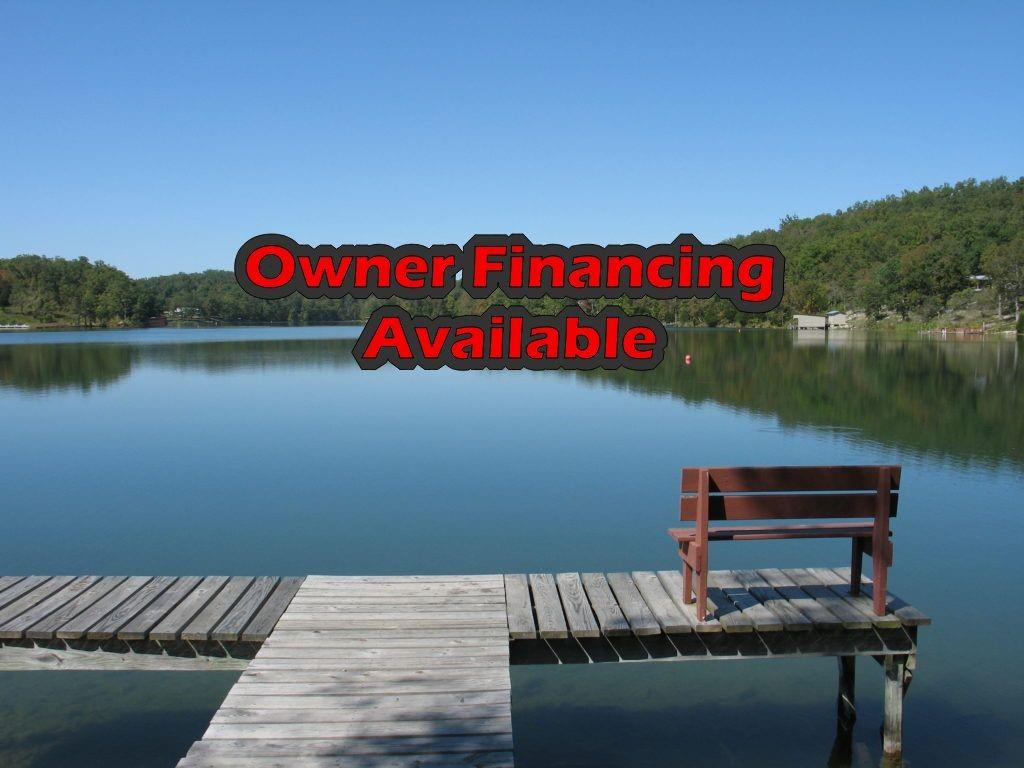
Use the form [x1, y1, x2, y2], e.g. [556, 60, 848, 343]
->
[1, 1, 1021, 277]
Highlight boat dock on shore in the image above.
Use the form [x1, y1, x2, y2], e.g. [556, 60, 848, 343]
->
[0, 568, 929, 765]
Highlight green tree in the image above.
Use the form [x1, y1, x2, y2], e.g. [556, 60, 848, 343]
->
[981, 236, 1024, 322]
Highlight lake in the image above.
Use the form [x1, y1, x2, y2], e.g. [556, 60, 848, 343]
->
[1, 326, 1022, 767]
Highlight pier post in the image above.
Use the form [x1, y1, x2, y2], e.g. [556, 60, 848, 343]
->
[837, 655, 857, 731]
[883, 654, 909, 759]
[828, 655, 857, 767]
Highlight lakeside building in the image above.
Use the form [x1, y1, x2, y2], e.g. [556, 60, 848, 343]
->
[793, 311, 850, 330]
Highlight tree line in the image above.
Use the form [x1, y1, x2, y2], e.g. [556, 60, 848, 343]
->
[2, 176, 1021, 327]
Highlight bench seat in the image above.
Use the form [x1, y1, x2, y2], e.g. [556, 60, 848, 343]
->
[669, 522, 880, 542]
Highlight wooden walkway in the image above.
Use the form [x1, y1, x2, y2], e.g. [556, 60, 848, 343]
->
[0, 575, 303, 669]
[0, 569, 929, 764]
[178, 575, 514, 768]
[504, 567, 928, 663]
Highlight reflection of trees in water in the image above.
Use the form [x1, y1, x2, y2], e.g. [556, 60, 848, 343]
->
[0, 340, 358, 393]
[1, 332, 1020, 467]
[580, 331, 1023, 468]
[0, 344, 134, 393]
[141, 340, 360, 373]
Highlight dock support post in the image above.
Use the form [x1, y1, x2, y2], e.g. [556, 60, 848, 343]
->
[828, 655, 857, 767]
[837, 655, 857, 731]
[883, 654, 909, 760]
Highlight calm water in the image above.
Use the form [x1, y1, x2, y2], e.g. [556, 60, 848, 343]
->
[1, 326, 1022, 767]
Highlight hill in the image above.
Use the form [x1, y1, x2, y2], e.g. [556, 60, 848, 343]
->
[2, 176, 1021, 328]
[726, 176, 1023, 327]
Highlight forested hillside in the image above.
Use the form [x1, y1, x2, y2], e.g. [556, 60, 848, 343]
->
[0, 255, 157, 326]
[2, 177, 1021, 328]
[727, 176, 1023, 325]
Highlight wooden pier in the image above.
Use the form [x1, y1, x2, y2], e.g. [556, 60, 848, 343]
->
[0, 568, 929, 765]
[0, 575, 303, 670]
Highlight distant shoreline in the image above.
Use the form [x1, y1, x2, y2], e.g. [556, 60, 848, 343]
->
[1, 319, 1017, 337]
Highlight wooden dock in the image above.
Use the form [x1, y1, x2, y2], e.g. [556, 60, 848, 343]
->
[0, 575, 303, 669]
[180, 575, 513, 768]
[0, 568, 929, 764]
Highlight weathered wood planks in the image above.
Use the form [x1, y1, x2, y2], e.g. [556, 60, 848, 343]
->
[527, 573, 568, 639]
[0, 568, 929, 656]
[178, 574, 514, 768]
[0, 568, 928, 767]
[150, 575, 231, 641]
[0, 574, 300, 651]
[119, 575, 204, 640]
[605, 572, 660, 635]
[504, 569, 927, 644]
[0, 575, 107, 639]
[503, 574, 536, 640]
[242, 577, 306, 642]
[580, 572, 631, 636]
[631, 570, 692, 633]
[555, 572, 600, 638]
[831, 567, 931, 626]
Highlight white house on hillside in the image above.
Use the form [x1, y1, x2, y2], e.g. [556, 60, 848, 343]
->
[793, 314, 827, 329]
[825, 310, 850, 328]
[793, 311, 850, 330]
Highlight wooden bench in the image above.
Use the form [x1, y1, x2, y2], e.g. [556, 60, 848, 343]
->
[668, 465, 899, 621]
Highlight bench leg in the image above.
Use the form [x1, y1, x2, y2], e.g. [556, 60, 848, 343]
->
[681, 544, 693, 603]
[872, 551, 888, 616]
[850, 538, 864, 596]
[696, 565, 708, 622]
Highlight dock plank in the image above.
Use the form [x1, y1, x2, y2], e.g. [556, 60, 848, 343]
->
[831, 567, 931, 626]
[580, 572, 631, 636]
[117, 575, 204, 640]
[778, 569, 873, 630]
[183, 733, 514, 758]
[707, 571, 783, 631]
[55, 577, 153, 639]
[527, 573, 568, 639]
[180, 574, 513, 768]
[179, 752, 515, 768]
[655, 570, 723, 632]
[151, 575, 230, 641]
[0, 576, 25, 595]
[503, 574, 536, 640]
[181, 577, 255, 642]
[555, 573, 600, 638]
[807, 567, 903, 629]
[733, 570, 813, 631]
[756, 569, 846, 629]
[0, 576, 104, 639]
[87, 576, 178, 640]
[0, 577, 52, 611]
[689, 578, 755, 633]
[605, 572, 660, 635]
[0, 576, 75, 627]
[23, 576, 128, 640]
[242, 577, 305, 642]
[631, 571, 693, 633]
[212, 577, 280, 642]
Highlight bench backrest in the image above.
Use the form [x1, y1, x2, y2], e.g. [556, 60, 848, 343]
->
[680, 465, 901, 521]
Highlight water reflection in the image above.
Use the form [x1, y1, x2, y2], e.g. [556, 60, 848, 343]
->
[3, 330, 1018, 468]
[581, 331, 1023, 469]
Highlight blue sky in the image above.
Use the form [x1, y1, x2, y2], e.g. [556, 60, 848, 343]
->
[1, 2, 1021, 277]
